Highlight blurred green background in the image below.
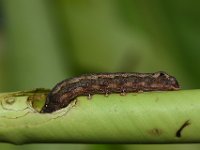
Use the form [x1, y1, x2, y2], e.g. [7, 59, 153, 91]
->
[0, 0, 200, 149]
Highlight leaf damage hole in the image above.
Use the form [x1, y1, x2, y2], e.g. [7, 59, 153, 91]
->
[176, 120, 190, 138]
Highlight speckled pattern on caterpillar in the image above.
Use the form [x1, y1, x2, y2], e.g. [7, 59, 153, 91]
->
[41, 71, 180, 113]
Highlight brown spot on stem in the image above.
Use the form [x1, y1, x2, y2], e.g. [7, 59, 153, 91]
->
[176, 120, 190, 138]
[5, 98, 15, 105]
[148, 128, 163, 136]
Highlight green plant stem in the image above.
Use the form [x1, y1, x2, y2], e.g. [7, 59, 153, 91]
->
[0, 89, 199, 144]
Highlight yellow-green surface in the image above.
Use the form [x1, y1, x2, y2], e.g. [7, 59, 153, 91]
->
[0, 90, 199, 144]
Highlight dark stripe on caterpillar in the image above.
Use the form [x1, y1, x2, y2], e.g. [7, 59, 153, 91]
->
[41, 71, 180, 113]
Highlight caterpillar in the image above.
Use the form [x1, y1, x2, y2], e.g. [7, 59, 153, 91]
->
[41, 71, 180, 113]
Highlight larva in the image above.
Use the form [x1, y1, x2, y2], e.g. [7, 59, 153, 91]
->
[41, 71, 180, 113]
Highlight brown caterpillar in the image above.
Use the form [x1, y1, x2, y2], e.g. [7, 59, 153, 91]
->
[41, 71, 180, 113]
